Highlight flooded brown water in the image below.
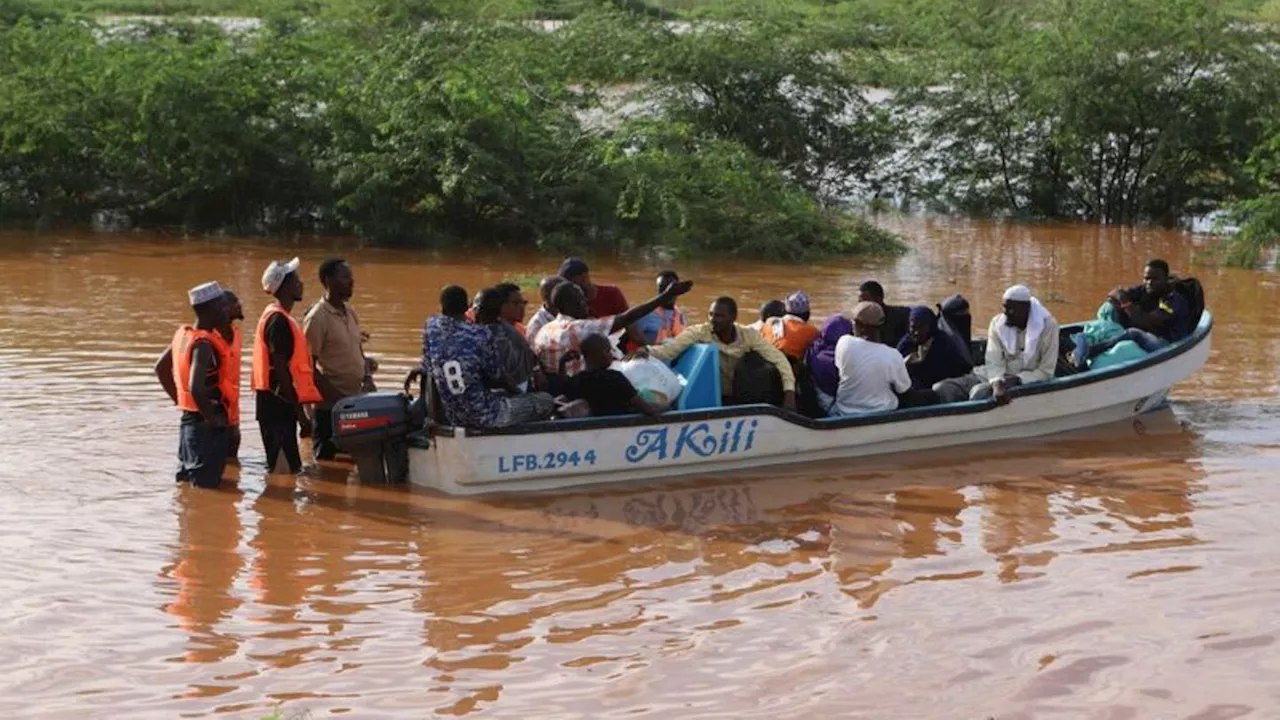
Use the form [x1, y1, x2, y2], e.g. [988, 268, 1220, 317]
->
[2, 218, 1279, 719]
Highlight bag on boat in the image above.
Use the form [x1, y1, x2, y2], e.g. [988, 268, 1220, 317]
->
[732, 352, 783, 406]
[1089, 339, 1147, 370]
[1172, 276, 1205, 329]
[1080, 302, 1126, 346]
[614, 357, 684, 407]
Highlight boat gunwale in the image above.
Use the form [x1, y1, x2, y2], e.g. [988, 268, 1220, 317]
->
[432, 311, 1213, 439]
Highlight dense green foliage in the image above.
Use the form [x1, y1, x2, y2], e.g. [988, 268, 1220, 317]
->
[6, 0, 1280, 262]
[863, 0, 1280, 228]
[0, 10, 901, 258]
[1220, 132, 1280, 267]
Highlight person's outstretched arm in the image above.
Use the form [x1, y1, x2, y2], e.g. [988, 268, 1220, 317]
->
[608, 281, 694, 334]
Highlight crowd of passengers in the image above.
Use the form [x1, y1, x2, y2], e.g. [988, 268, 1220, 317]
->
[419, 257, 1196, 430]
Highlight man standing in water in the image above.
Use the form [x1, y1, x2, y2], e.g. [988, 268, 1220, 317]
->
[304, 258, 377, 460]
[252, 259, 323, 474]
[154, 282, 236, 489]
[219, 290, 244, 465]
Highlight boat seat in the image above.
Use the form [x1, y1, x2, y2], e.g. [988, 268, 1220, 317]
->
[671, 344, 721, 410]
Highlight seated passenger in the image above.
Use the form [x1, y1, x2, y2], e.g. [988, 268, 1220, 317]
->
[805, 314, 853, 415]
[748, 299, 786, 332]
[525, 275, 565, 343]
[859, 280, 911, 347]
[629, 270, 687, 350]
[423, 286, 556, 428]
[761, 291, 821, 360]
[897, 306, 972, 390]
[493, 281, 529, 338]
[831, 302, 915, 416]
[933, 285, 1059, 405]
[1073, 258, 1190, 363]
[561, 334, 663, 417]
[645, 296, 798, 411]
[533, 274, 694, 390]
[559, 257, 629, 319]
[475, 286, 545, 392]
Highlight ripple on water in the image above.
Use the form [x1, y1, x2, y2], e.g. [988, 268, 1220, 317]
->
[2, 226, 1280, 718]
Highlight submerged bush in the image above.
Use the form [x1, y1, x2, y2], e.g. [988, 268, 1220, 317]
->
[0, 15, 897, 259]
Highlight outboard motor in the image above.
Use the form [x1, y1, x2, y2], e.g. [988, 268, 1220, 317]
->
[332, 391, 412, 483]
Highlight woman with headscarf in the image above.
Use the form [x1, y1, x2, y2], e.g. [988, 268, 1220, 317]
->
[896, 306, 972, 391]
[804, 314, 853, 416]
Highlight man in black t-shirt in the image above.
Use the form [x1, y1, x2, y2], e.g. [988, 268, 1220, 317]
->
[254, 259, 319, 474]
[561, 334, 663, 417]
[859, 280, 911, 347]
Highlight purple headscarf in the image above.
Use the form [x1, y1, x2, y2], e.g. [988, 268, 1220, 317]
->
[909, 305, 937, 333]
[806, 313, 853, 397]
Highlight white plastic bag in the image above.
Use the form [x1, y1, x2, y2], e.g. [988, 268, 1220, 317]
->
[614, 357, 684, 408]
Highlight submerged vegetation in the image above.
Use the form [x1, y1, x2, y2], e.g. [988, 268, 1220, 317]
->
[4, 0, 1280, 262]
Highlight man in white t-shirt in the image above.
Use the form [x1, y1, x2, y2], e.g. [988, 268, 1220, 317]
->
[832, 301, 914, 416]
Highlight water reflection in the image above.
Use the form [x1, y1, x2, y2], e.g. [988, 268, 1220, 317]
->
[161, 482, 245, 665]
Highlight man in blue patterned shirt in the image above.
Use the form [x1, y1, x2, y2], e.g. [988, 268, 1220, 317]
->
[422, 285, 555, 428]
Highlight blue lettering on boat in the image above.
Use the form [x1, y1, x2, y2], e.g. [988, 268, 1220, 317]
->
[625, 419, 758, 464]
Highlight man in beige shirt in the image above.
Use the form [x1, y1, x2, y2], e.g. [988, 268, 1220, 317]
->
[304, 258, 377, 460]
[646, 296, 797, 410]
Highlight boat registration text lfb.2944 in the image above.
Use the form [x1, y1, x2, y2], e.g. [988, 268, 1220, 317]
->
[495, 417, 760, 475]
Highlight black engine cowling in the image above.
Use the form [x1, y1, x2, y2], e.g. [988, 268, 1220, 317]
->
[332, 391, 412, 483]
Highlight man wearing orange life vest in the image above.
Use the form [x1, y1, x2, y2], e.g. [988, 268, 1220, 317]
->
[253, 258, 323, 474]
[154, 281, 236, 489]
[760, 291, 820, 360]
[219, 290, 245, 465]
[624, 270, 686, 354]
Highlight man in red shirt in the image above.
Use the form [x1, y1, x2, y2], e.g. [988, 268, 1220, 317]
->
[559, 257, 629, 319]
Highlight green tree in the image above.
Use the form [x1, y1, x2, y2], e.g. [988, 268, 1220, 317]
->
[1222, 132, 1280, 267]
[878, 0, 1280, 224]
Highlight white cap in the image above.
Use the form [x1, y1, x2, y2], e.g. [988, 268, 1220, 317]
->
[1002, 284, 1032, 302]
[188, 281, 224, 307]
[262, 257, 301, 294]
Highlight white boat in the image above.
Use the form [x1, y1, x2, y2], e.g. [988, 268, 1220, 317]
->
[406, 312, 1213, 496]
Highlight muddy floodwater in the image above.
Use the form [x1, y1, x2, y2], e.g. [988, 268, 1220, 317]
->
[1, 218, 1279, 719]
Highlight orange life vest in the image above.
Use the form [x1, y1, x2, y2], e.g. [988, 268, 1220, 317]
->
[761, 316, 820, 359]
[625, 306, 686, 353]
[223, 324, 242, 425]
[654, 306, 686, 343]
[250, 303, 323, 404]
[171, 326, 236, 419]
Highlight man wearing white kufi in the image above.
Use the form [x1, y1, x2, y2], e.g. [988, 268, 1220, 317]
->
[154, 281, 235, 489]
[933, 284, 1060, 405]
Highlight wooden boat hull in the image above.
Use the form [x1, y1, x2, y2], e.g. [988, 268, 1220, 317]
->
[409, 313, 1213, 496]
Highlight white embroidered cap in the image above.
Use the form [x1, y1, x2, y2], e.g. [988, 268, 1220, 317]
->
[262, 257, 301, 294]
[188, 281, 225, 307]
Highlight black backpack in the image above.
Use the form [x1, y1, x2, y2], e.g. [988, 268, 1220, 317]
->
[1172, 276, 1205, 330]
[732, 351, 783, 406]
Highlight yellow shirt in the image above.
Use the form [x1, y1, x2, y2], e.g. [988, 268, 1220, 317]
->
[649, 322, 796, 393]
